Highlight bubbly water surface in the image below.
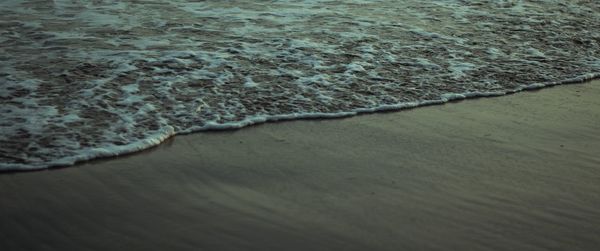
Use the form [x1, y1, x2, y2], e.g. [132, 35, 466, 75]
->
[1, 0, 599, 170]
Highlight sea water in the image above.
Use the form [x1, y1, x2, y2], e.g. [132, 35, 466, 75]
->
[1, 0, 599, 170]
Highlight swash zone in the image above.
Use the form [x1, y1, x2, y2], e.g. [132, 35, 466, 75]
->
[1, 0, 599, 170]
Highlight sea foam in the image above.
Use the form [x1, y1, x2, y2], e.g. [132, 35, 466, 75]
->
[1, 0, 599, 170]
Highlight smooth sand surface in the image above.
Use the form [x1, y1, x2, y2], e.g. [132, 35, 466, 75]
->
[2, 81, 600, 251]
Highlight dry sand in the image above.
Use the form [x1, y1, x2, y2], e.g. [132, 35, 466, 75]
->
[1, 81, 600, 251]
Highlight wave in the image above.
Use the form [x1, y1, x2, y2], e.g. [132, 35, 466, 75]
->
[1, 0, 599, 170]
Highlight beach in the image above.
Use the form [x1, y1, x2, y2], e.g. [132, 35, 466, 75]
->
[3, 0, 600, 170]
[1, 80, 599, 250]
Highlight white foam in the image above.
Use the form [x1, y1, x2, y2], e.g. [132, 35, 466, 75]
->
[1, 0, 599, 171]
[243, 76, 258, 88]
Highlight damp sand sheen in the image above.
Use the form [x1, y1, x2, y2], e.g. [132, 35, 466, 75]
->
[0, 80, 599, 250]
[1, 1, 600, 249]
[1, 1, 599, 170]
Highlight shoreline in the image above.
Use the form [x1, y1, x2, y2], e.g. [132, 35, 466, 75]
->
[3, 75, 600, 172]
[1, 80, 600, 250]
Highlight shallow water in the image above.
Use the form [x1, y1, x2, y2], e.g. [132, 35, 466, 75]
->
[1, 0, 599, 170]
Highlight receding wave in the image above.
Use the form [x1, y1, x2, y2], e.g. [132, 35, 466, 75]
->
[1, 0, 599, 170]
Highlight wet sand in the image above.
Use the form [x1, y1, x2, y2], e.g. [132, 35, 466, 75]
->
[1, 81, 600, 251]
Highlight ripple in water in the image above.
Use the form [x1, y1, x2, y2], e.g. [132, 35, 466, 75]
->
[1, 0, 599, 170]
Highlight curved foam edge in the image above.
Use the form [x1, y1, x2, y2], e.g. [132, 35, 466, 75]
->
[1, 73, 598, 172]
[0, 126, 177, 171]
